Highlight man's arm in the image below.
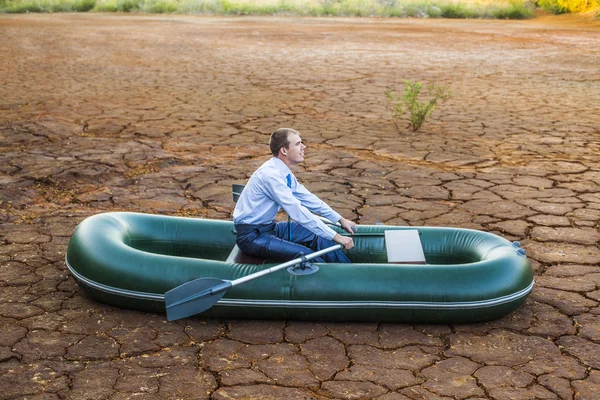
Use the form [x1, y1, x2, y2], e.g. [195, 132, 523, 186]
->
[295, 183, 357, 235]
[294, 183, 341, 227]
[262, 174, 339, 241]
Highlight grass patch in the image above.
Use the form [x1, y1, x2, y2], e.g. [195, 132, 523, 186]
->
[146, 0, 179, 13]
[440, 0, 533, 18]
[1, 0, 537, 18]
[93, 0, 137, 12]
[2, 0, 95, 12]
[439, 3, 476, 18]
[493, 0, 535, 18]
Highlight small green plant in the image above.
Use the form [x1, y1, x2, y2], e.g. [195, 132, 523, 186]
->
[385, 81, 452, 132]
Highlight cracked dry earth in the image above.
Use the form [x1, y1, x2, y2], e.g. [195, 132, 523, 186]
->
[1, 13, 600, 400]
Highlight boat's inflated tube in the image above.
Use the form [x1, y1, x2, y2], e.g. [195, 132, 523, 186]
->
[66, 212, 534, 323]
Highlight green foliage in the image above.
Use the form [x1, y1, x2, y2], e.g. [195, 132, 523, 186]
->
[93, 0, 138, 12]
[385, 81, 452, 132]
[437, 1, 534, 19]
[146, 0, 178, 12]
[119, 0, 137, 11]
[73, 0, 95, 10]
[492, 0, 534, 18]
[440, 3, 476, 18]
[0, 0, 538, 18]
[1, 0, 95, 12]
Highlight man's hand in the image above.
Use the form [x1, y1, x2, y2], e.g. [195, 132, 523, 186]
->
[339, 217, 357, 235]
[333, 233, 354, 250]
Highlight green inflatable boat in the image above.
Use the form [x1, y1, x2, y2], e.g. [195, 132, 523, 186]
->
[65, 212, 534, 323]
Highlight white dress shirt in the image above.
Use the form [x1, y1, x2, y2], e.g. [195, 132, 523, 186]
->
[233, 157, 341, 240]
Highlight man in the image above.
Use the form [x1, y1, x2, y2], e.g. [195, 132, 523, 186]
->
[233, 128, 356, 263]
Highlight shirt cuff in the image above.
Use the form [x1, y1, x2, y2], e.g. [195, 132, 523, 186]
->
[324, 225, 338, 240]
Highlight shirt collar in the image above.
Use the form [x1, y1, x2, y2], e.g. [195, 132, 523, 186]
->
[272, 157, 292, 177]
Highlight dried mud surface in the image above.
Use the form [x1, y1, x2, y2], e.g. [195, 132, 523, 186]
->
[1, 13, 599, 400]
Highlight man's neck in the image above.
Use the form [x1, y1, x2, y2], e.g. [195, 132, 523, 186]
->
[277, 155, 296, 170]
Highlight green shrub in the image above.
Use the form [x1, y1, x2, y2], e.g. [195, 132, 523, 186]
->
[118, 0, 137, 11]
[93, 1, 117, 11]
[2, 0, 41, 12]
[0, 0, 540, 18]
[386, 81, 452, 132]
[1, 0, 95, 12]
[72, 0, 95, 11]
[146, 0, 178, 13]
[440, 3, 476, 18]
[93, 0, 139, 12]
[492, 1, 534, 18]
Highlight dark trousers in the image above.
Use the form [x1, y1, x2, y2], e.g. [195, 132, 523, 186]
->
[235, 222, 351, 263]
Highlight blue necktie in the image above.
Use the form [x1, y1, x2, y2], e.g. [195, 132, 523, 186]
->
[286, 174, 292, 241]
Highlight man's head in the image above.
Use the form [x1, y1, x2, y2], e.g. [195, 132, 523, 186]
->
[270, 128, 305, 167]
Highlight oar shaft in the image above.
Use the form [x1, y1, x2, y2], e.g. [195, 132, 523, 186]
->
[232, 244, 343, 287]
[166, 244, 343, 311]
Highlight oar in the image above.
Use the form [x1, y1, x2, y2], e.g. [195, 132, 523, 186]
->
[319, 216, 340, 226]
[164, 244, 343, 321]
[319, 216, 358, 234]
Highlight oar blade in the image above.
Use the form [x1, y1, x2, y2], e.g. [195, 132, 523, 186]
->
[165, 277, 227, 321]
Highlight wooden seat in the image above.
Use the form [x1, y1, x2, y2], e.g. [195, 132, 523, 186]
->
[226, 244, 266, 265]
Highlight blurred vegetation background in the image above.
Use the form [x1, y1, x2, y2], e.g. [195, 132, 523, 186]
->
[0, 0, 598, 20]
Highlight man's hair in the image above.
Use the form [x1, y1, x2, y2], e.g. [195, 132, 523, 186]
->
[270, 128, 299, 157]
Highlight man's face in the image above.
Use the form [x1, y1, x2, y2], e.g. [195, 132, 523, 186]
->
[282, 133, 306, 166]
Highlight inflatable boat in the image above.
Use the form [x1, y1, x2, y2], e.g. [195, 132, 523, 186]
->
[65, 212, 534, 323]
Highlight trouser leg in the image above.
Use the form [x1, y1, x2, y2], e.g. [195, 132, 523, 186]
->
[235, 222, 351, 264]
[275, 222, 351, 264]
[243, 232, 316, 263]
[236, 223, 316, 263]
